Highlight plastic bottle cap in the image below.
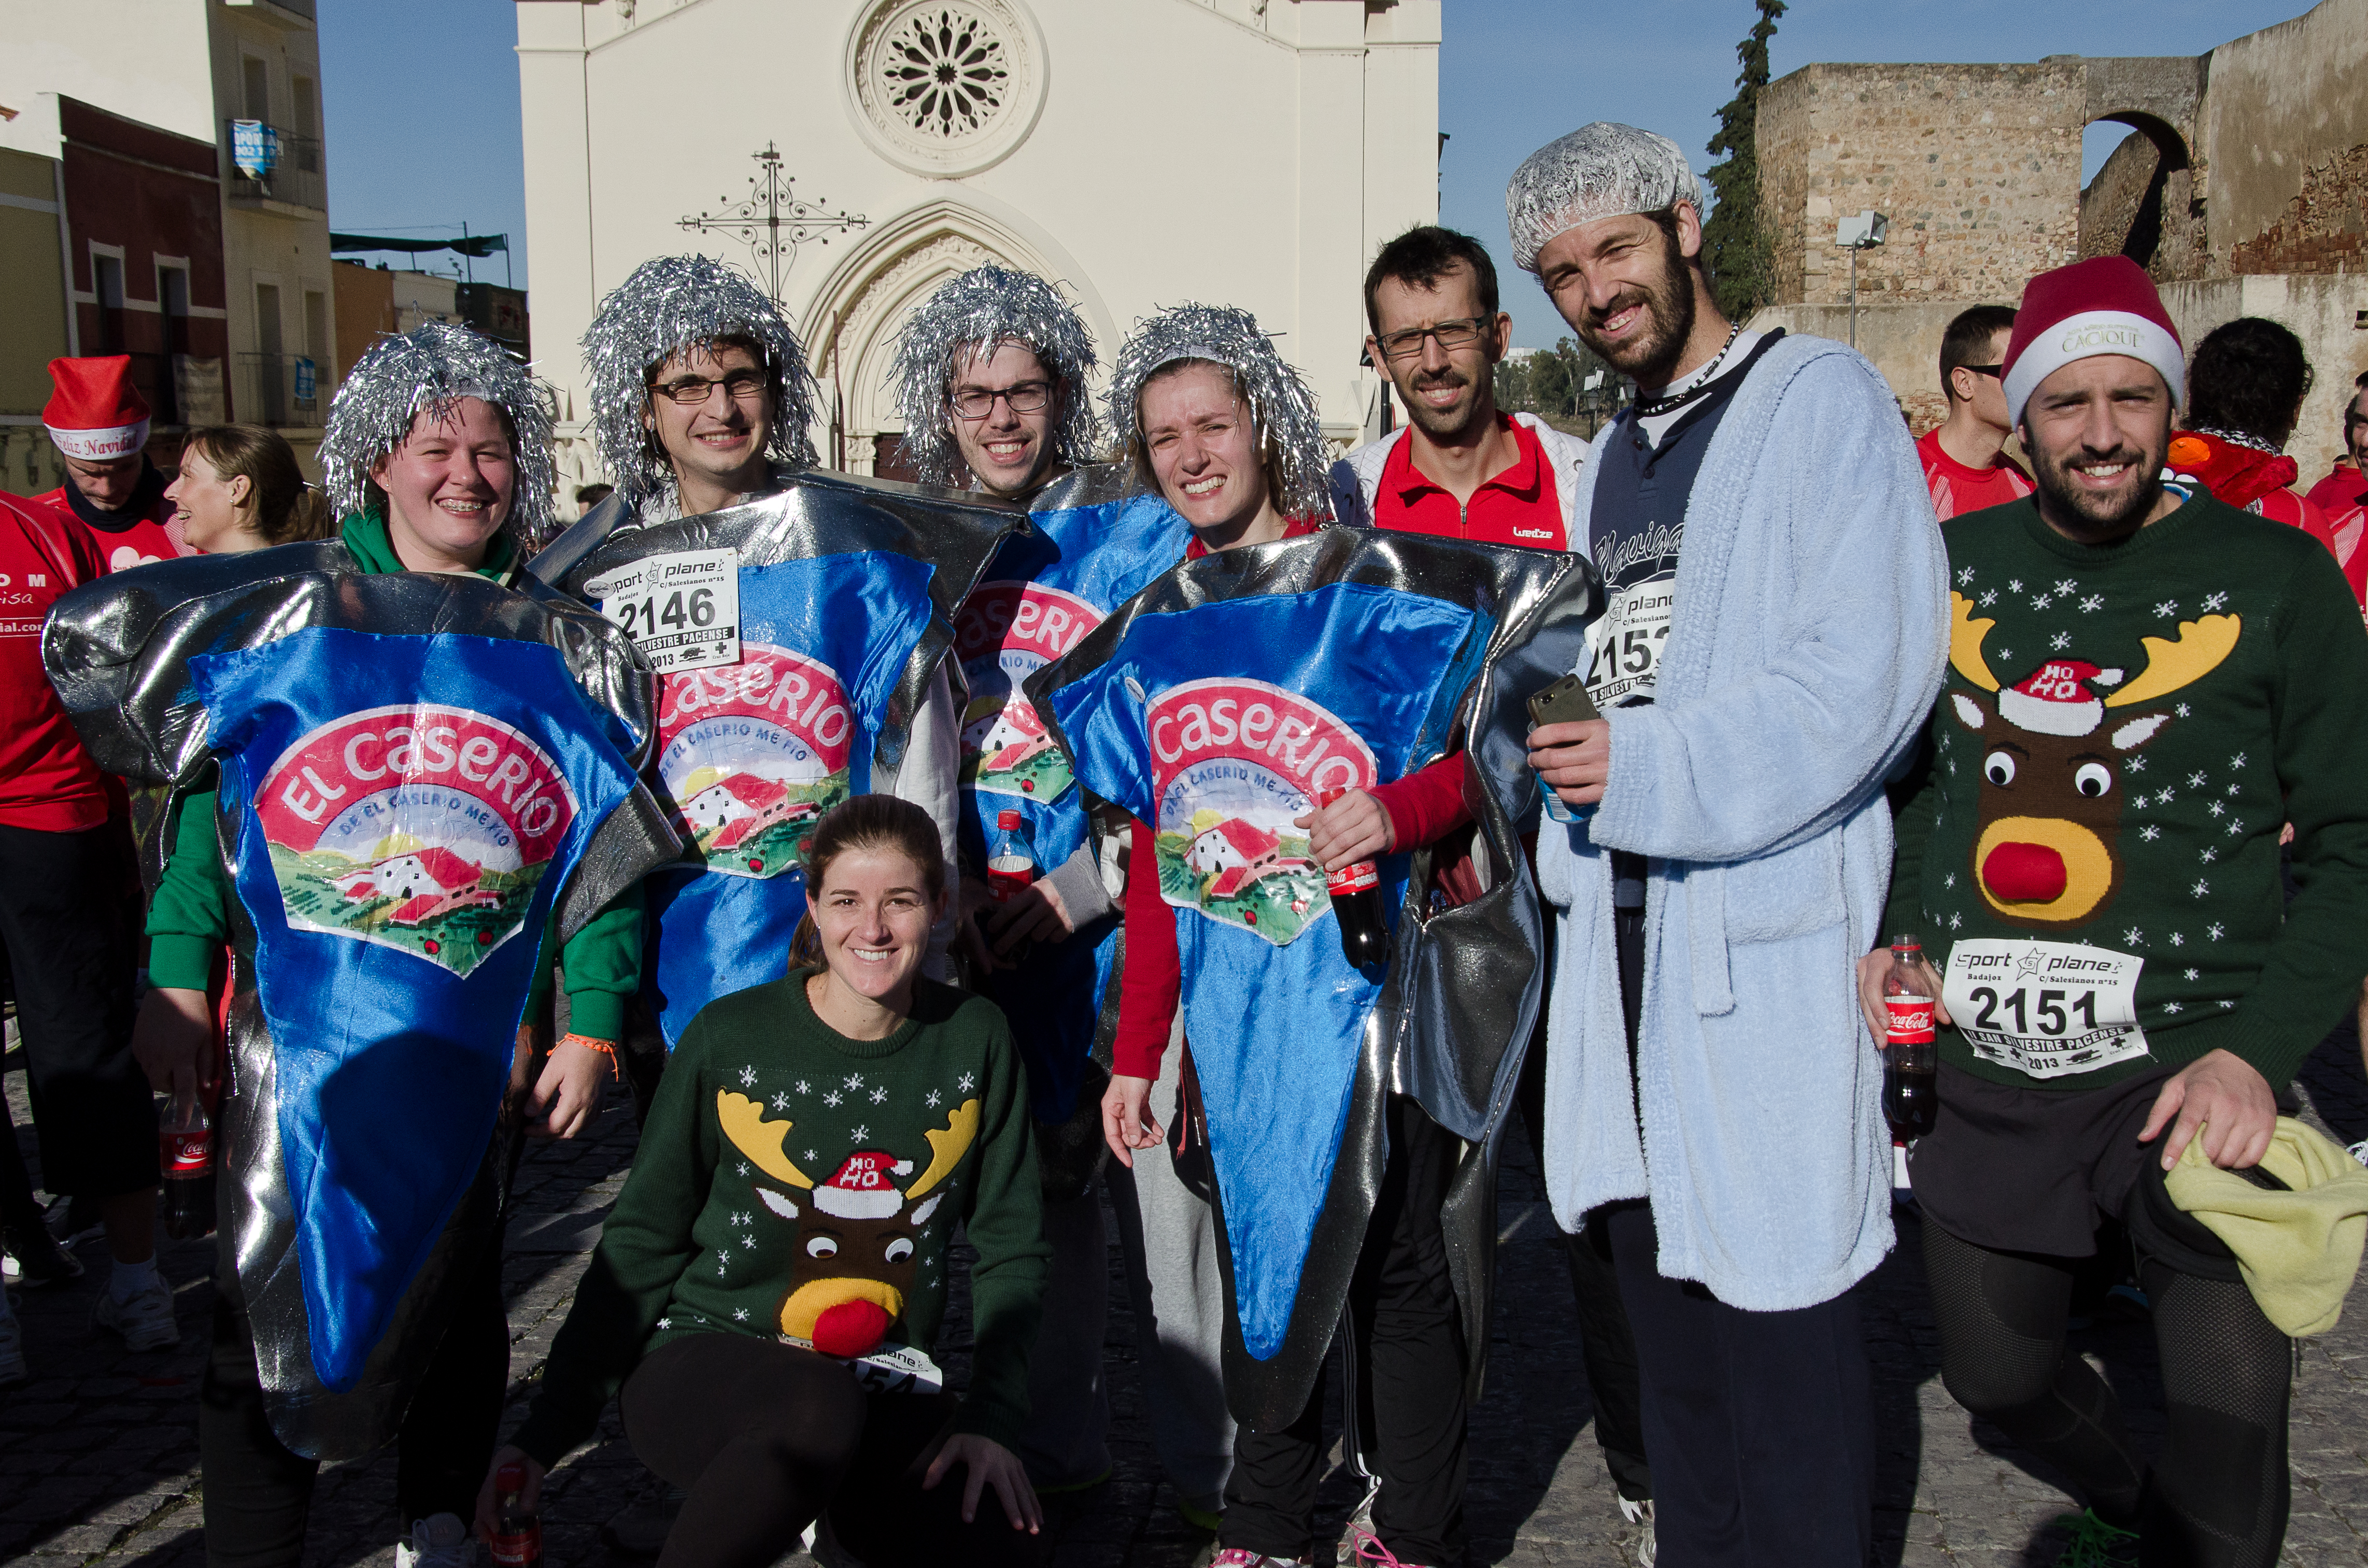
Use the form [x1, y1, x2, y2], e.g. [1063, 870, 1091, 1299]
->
[1317, 787, 1344, 808]
[997, 809, 1023, 829]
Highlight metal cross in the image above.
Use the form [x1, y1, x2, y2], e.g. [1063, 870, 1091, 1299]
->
[677, 143, 870, 304]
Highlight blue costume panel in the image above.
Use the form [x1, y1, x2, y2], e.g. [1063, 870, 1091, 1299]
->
[195, 628, 641, 1390]
[641, 551, 937, 1046]
[955, 473, 1192, 1123]
[1045, 581, 1477, 1358]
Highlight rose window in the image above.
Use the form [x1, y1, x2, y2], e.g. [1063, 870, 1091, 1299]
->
[880, 8, 1011, 139]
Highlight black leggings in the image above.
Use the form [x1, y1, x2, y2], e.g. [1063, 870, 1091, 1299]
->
[620, 1333, 1045, 1568]
[200, 1245, 509, 1567]
[1923, 1221, 2292, 1567]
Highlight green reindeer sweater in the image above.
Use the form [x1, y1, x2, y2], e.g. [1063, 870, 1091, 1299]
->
[1886, 490, 2368, 1093]
[511, 972, 1047, 1465]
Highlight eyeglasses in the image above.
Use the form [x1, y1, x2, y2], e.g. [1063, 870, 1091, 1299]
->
[949, 381, 1052, 419]
[648, 370, 769, 406]
[1373, 318, 1490, 362]
[1958, 364, 2005, 380]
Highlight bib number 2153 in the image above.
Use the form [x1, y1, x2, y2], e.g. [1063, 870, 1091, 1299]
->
[1939, 938, 2150, 1080]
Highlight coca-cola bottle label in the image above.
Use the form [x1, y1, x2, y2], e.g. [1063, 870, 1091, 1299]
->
[1884, 994, 1935, 1045]
[488, 1525, 540, 1565]
[161, 1130, 212, 1177]
[1325, 861, 1378, 895]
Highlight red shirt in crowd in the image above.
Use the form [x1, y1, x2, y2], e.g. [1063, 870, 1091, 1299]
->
[2306, 462, 2367, 610]
[1369, 415, 1566, 551]
[1917, 427, 2034, 521]
[33, 465, 192, 572]
[2168, 429, 2365, 610]
[0, 493, 111, 832]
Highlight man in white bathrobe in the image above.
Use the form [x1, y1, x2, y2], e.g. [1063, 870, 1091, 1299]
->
[1516, 122, 1949, 1566]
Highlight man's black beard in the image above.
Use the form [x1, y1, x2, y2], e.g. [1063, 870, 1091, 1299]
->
[1399, 368, 1484, 443]
[1576, 230, 1695, 389]
[2031, 441, 2167, 543]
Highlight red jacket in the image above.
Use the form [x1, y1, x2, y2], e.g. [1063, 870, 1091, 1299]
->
[33, 464, 193, 572]
[2167, 431, 2362, 606]
[0, 493, 111, 831]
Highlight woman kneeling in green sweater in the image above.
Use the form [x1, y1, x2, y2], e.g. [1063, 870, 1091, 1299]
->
[481, 794, 1051, 1566]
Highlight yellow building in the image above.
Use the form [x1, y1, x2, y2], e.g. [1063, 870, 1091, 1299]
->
[0, 139, 70, 497]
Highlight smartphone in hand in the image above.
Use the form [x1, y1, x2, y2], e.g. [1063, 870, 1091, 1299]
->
[1528, 674, 1600, 823]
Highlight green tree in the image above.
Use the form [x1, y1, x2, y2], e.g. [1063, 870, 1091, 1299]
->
[1701, 0, 1786, 320]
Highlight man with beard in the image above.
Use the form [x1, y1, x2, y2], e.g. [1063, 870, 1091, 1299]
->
[1516, 122, 1947, 1563]
[1865, 254, 2368, 1567]
[1330, 225, 1587, 547]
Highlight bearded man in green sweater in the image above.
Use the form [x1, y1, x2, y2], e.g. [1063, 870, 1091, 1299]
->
[1862, 256, 2368, 1567]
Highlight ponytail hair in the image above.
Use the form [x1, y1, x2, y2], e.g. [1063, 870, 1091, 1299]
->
[786, 793, 948, 969]
[182, 423, 335, 544]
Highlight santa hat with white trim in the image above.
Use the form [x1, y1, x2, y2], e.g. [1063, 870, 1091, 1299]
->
[810, 1150, 916, 1220]
[2001, 256, 2185, 431]
[1998, 659, 2124, 737]
[43, 356, 151, 463]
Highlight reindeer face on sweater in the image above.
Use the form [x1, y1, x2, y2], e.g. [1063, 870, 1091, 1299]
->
[715, 1090, 980, 1357]
[1946, 593, 2238, 926]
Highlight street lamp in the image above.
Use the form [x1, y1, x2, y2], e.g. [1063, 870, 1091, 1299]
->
[1835, 209, 1888, 350]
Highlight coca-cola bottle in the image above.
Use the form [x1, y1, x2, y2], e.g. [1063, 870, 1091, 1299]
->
[1881, 934, 1938, 1142]
[487, 1462, 542, 1567]
[986, 810, 1037, 904]
[160, 1090, 216, 1241]
[1316, 787, 1391, 971]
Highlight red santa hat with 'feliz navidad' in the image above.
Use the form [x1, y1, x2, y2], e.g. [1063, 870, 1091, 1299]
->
[42, 355, 152, 463]
[2000, 255, 2186, 432]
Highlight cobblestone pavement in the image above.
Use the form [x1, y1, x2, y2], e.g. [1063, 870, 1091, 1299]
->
[8, 1022, 2368, 1567]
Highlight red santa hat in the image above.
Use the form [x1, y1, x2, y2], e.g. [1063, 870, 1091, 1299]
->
[43, 356, 151, 462]
[810, 1150, 916, 1220]
[1997, 659, 2124, 738]
[2000, 257, 2185, 432]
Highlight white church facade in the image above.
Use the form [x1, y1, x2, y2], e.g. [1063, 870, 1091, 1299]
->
[514, 0, 1441, 499]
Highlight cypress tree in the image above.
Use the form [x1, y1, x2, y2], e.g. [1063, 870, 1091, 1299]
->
[1701, 0, 1786, 319]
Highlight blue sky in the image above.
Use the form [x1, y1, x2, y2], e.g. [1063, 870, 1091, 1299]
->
[320, 0, 2320, 344]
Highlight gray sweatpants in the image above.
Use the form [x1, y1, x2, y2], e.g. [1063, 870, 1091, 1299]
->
[1105, 1033, 1237, 1513]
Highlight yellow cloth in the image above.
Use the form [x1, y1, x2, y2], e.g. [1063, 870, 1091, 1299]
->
[2164, 1117, 2368, 1336]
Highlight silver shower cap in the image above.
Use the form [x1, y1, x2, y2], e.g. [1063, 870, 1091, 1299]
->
[1106, 303, 1332, 522]
[580, 254, 819, 506]
[319, 320, 557, 539]
[1506, 122, 1705, 273]
[885, 264, 1105, 488]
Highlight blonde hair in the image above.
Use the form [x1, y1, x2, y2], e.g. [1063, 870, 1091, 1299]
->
[183, 424, 333, 544]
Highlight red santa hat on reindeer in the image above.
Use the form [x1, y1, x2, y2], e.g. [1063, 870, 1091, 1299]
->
[42, 355, 152, 462]
[2000, 256, 2186, 432]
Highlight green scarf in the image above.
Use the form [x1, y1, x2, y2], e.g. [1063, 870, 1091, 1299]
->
[338, 508, 519, 583]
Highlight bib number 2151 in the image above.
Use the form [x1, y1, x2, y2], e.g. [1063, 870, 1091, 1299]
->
[1939, 938, 2150, 1080]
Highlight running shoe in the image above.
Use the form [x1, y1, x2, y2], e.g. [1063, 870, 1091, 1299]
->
[0, 1310, 26, 1388]
[1619, 1495, 1657, 1567]
[1346, 1524, 1438, 1566]
[1208, 1552, 1308, 1567]
[92, 1274, 180, 1351]
[393, 1512, 477, 1567]
[2050, 1509, 2140, 1566]
[46, 1194, 103, 1250]
[2, 1223, 83, 1287]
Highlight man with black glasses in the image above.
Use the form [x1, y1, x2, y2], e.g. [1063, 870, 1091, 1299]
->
[1918, 304, 2033, 521]
[1331, 225, 1587, 549]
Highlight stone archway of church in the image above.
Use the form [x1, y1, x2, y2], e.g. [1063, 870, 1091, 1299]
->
[804, 200, 1110, 476]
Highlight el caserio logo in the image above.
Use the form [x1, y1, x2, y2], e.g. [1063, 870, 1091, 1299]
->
[256, 706, 579, 977]
[956, 580, 1103, 803]
[1144, 678, 1377, 947]
[655, 647, 856, 880]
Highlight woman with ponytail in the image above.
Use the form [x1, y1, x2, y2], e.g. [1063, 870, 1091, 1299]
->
[162, 424, 334, 553]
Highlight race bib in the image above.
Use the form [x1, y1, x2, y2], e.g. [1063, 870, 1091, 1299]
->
[1585, 577, 1674, 706]
[828, 1341, 943, 1396]
[586, 547, 741, 672]
[1941, 938, 2150, 1079]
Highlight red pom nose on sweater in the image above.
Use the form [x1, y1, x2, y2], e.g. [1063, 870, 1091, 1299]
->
[1982, 841, 2067, 904]
[811, 1299, 893, 1358]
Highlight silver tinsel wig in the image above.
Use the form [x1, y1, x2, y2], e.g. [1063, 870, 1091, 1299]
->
[319, 321, 557, 538]
[885, 264, 1104, 488]
[1506, 122, 1703, 273]
[580, 254, 819, 505]
[1106, 303, 1331, 522]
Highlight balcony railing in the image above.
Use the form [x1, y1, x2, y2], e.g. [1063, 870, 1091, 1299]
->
[233, 352, 325, 427]
[224, 120, 325, 212]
